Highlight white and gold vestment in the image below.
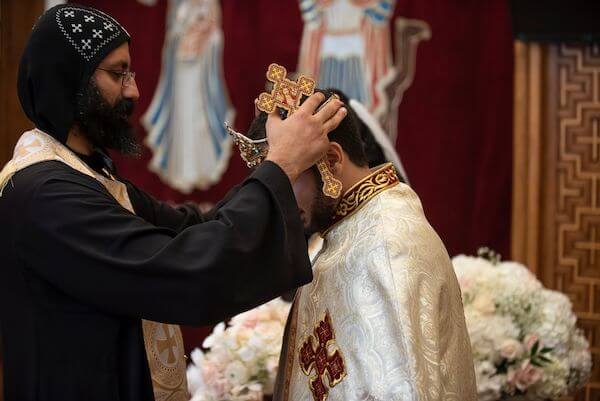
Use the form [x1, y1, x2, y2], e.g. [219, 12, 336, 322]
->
[274, 163, 477, 401]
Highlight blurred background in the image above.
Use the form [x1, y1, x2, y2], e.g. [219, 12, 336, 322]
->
[0, 0, 599, 399]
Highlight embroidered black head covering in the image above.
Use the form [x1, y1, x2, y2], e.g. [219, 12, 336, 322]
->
[18, 4, 130, 143]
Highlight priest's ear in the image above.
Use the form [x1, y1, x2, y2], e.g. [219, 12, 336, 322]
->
[325, 142, 344, 176]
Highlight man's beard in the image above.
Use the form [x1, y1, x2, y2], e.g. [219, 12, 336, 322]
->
[305, 168, 339, 236]
[75, 79, 140, 156]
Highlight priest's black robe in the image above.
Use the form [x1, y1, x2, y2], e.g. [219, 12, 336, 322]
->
[0, 159, 312, 401]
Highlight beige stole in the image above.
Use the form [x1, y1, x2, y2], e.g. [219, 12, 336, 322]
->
[0, 129, 189, 401]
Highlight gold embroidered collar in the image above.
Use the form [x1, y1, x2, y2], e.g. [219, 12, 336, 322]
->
[322, 163, 400, 236]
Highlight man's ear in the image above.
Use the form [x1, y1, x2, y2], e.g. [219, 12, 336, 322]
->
[326, 142, 344, 175]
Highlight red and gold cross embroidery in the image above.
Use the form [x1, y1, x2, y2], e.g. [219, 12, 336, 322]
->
[255, 63, 342, 199]
[299, 311, 346, 401]
[257, 63, 316, 115]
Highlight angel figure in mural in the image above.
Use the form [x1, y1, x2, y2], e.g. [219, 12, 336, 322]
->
[297, 0, 396, 120]
[141, 0, 235, 193]
[298, 0, 431, 144]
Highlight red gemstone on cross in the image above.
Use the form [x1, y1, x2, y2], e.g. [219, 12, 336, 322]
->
[274, 82, 299, 109]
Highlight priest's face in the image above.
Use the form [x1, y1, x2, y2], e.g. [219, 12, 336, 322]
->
[76, 43, 141, 155]
[293, 167, 338, 235]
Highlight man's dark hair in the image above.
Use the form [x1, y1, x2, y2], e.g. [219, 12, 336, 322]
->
[247, 88, 368, 167]
[327, 89, 386, 168]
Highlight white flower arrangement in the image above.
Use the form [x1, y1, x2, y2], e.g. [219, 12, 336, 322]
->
[186, 298, 291, 401]
[187, 250, 591, 401]
[454, 248, 591, 400]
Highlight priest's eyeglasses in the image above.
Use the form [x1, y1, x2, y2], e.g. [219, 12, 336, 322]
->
[96, 68, 137, 87]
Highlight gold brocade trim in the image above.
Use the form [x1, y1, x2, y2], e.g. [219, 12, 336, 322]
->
[322, 163, 399, 235]
[141, 321, 188, 401]
[281, 290, 302, 401]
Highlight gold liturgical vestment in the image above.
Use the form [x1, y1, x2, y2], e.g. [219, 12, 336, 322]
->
[0, 129, 188, 401]
[274, 163, 477, 401]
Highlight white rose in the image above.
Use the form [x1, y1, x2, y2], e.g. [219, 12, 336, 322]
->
[256, 321, 282, 340]
[476, 360, 496, 376]
[202, 322, 226, 348]
[186, 364, 206, 396]
[189, 348, 206, 366]
[238, 346, 257, 363]
[189, 392, 212, 401]
[225, 360, 250, 387]
[224, 334, 239, 350]
[500, 339, 524, 361]
[236, 327, 254, 343]
[477, 374, 505, 401]
[473, 293, 496, 314]
[248, 336, 265, 349]
[266, 356, 279, 375]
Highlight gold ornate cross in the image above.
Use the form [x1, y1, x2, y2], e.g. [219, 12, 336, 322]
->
[299, 311, 346, 401]
[257, 63, 315, 114]
[256, 63, 343, 199]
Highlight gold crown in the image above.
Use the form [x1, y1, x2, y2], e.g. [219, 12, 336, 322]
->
[230, 62, 342, 199]
[225, 123, 268, 168]
[227, 92, 339, 170]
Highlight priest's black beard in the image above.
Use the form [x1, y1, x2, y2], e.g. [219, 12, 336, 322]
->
[306, 168, 339, 236]
[75, 79, 140, 156]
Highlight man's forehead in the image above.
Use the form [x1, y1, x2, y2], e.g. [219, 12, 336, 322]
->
[100, 42, 130, 68]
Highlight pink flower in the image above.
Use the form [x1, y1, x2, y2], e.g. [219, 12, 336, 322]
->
[523, 334, 542, 352]
[243, 319, 258, 329]
[507, 360, 544, 391]
[458, 276, 473, 290]
[233, 308, 271, 329]
[202, 362, 227, 396]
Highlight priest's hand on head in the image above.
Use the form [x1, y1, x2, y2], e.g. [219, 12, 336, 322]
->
[265, 92, 347, 183]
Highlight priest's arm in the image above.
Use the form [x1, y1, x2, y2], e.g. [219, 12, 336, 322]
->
[123, 178, 240, 232]
[20, 160, 311, 326]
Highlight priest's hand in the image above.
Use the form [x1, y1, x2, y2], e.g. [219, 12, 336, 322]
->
[265, 92, 347, 183]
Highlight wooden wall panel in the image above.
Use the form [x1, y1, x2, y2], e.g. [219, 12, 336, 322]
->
[0, 2, 44, 399]
[513, 42, 600, 401]
[552, 44, 600, 401]
[0, 0, 43, 166]
[512, 41, 544, 275]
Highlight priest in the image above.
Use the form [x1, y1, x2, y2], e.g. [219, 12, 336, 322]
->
[246, 90, 478, 401]
[0, 4, 347, 401]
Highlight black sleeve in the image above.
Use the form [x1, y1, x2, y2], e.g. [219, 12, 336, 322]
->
[124, 182, 204, 230]
[124, 179, 242, 232]
[21, 161, 312, 326]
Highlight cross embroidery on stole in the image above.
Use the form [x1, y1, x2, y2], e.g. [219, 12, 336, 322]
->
[156, 323, 179, 365]
[299, 311, 346, 401]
